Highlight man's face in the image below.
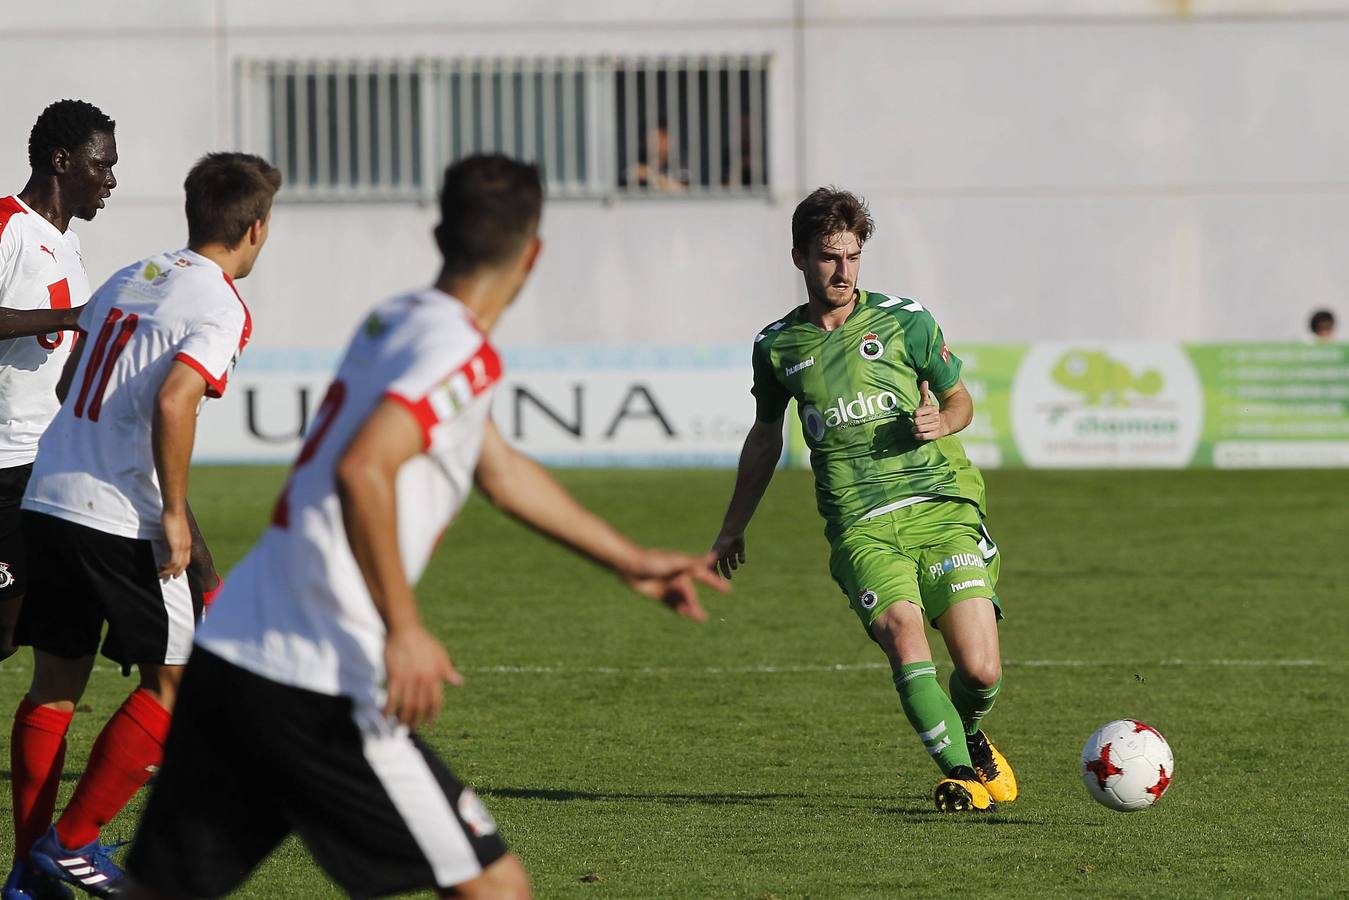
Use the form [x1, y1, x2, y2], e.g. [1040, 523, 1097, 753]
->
[58, 130, 118, 221]
[794, 230, 861, 309]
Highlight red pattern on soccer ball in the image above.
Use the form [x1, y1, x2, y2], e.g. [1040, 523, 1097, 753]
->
[1146, 764, 1171, 800]
[1130, 720, 1164, 740]
[1085, 742, 1124, 789]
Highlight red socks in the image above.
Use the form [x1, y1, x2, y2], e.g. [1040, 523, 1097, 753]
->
[55, 689, 171, 850]
[11, 697, 74, 859]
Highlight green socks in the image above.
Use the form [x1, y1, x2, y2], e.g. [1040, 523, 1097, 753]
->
[893, 661, 973, 774]
[948, 672, 1001, 737]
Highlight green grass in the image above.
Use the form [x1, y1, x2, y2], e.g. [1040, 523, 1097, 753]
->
[4, 468, 1348, 898]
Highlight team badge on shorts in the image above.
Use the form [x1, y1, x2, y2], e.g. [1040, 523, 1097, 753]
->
[458, 788, 498, 837]
[859, 333, 884, 361]
[0, 562, 13, 590]
[858, 588, 879, 610]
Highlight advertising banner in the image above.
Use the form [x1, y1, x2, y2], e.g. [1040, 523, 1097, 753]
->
[196, 343, 1348, 468]
[197, 346, 756, 466]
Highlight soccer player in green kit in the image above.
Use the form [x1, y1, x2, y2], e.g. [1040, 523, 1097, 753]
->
[711, 187, 1016, 812]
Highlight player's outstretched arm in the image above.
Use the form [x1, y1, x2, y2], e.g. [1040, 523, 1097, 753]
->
[710, 417, 784, 579]
[337, 400, 462, 728]
[152, 362, 208, 580]
[911, 379, 974, 442]
[474, 421, 727, 622]
[0, 304, 82, 342]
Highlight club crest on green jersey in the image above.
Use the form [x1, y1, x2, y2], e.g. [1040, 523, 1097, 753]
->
[859, 332, 884, 360]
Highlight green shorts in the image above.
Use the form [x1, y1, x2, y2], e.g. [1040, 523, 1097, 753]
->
[828, 499, 1003, 633]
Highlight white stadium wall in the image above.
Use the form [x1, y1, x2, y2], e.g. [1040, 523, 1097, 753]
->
[1, 1, 1346, 465]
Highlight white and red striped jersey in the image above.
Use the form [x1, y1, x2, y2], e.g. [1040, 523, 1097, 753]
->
[0, 195, 92, 467]
[22, 248, 250, 539]
[197, 288, 502, 718]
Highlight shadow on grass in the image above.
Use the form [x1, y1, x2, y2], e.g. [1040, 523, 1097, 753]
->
[480, 785, 872, 807]
[481, 785, 1060, 826]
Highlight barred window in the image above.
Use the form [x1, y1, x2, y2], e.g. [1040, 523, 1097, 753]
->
[238, 55, 770, 201]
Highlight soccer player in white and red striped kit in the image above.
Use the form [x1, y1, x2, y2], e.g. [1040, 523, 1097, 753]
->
[122, 155, 727, 900]
[7, 153, 280, 899]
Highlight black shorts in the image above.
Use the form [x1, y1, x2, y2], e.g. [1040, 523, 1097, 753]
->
[15, 511, 202, 669]
[127, 649, 509, 899]
[0, 464, 33, 601]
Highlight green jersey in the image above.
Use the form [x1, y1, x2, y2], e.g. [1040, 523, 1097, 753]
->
[751, 289, 986, 538]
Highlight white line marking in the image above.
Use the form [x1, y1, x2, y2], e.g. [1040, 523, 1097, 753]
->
[448, 659, 1335, 676]
[0, 659, 1334, 677]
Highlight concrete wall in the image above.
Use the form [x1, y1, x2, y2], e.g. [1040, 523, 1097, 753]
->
[1, 0, 1346, 353]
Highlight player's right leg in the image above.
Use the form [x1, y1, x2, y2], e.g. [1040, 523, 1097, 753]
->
[868, 603, 994, 812]
[8, 511, 110, 899]
[6, 652, 92, 900]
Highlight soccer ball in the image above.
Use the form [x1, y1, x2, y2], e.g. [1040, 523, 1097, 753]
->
[1080, 719, 1174, 812]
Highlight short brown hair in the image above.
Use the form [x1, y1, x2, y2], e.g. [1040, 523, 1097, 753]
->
[436, 154, 543, 277]
[184, 153, 282, 248]
[791, 187, 874, 252]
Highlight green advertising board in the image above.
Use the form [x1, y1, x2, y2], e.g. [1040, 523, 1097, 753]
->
[788, 342, 1349, 468]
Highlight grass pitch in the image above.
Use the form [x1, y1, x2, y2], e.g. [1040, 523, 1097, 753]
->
[3, 467, 1347, 898]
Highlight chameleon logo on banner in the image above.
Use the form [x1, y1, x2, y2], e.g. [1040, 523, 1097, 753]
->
[1011, 343, 1202, 467]
[1051, 351, 1164, 407]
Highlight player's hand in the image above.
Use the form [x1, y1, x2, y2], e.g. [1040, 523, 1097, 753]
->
[711, 532, 746, 580]
[159, 507, 193, 580]
[384, 624, 463, 729]
[911, 380, 946, 442]
[620, 549, 729, 622]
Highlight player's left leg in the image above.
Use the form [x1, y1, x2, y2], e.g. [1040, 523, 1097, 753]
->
[53, 664, 181, 851]
[936, 597, 1016, 802]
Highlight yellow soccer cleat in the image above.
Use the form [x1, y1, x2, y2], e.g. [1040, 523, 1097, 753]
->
[933, 766, 996, 812]
[967, 730, 1018, 803]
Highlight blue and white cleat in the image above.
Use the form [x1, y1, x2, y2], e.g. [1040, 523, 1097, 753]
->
[28, 828, 125, 898]
[2, 860, 74, 900]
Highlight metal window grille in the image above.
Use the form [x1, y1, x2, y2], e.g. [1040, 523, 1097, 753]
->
[238, 55, 770, 201]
